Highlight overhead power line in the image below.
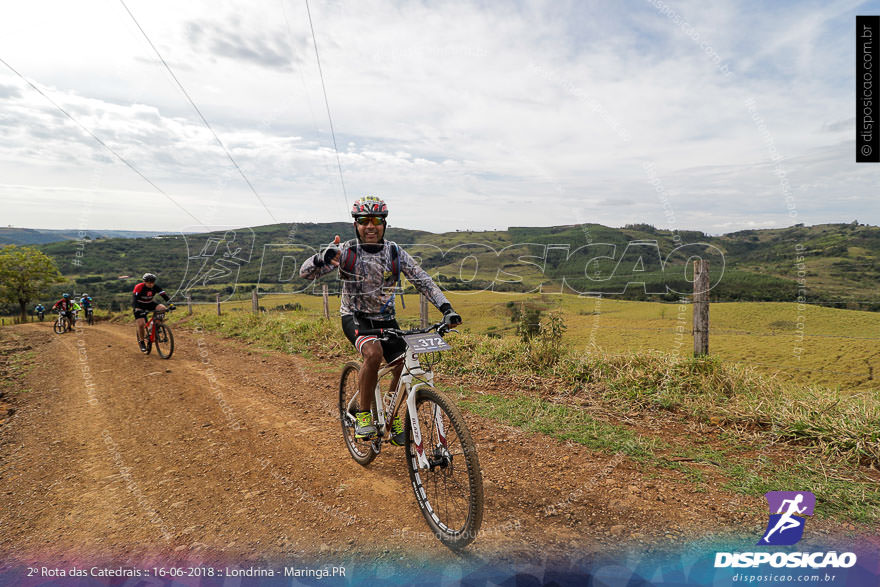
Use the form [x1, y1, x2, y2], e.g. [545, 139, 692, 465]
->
[0, 55, 204, 225]
[280, 0, 337, 197]
[119, 0, 279, 223]
[280, 0, 322, 143]
[304, 0, 349, 209]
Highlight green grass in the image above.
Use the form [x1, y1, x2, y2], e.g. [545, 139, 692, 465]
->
[452, 387, 880, 524]
[182, 291, 880, 392]
[178, 308, 880, 524]
[457, 391, 657, 458]
[188, 312, 352, 359]
[723, 458, 880, 524]
[185, 309, 880, 467]
[6, 350, 36, 380]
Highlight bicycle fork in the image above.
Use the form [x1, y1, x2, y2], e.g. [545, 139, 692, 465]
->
[407, 381, 448, 471]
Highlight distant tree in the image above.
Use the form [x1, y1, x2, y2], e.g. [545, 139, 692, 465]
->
[0, 245, 65, 321]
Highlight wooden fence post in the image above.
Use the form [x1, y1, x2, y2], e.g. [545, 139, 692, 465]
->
[187, 294, 192, 315]
[322, 284, 329, 319]
[252, 288, 259, 314]
[420, 293, 429, 328]
[216, 293, 221, 316]
[693, 259, 709, 356]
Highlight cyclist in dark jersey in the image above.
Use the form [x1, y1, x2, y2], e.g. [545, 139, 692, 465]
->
[133, 273, 174, 352]
[79, 294, 93, 323]
[300, 196, 461, 442]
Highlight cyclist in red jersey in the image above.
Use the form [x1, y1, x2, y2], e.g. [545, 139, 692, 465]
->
[51, 293, 76, 331]
[133, 273, 174, 353]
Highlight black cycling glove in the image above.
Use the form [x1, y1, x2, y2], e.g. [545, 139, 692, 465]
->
[439, 304, 462, 326]
[314, 244, 341, 267]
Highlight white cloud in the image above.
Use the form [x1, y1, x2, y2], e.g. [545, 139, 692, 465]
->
[0, 0, 875, 234]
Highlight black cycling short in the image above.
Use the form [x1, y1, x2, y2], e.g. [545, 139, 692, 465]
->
[341, 314, 407, 363]
[133, 303, 158, 320]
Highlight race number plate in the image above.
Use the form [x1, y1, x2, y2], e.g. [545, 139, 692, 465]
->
[403, 333, 451, 354]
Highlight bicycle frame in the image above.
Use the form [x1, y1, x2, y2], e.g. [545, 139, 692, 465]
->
[146, 312, 164, 342]
[345, 349, 447, 470]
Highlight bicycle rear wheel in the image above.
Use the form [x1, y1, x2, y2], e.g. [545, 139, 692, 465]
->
[405, 387, 483, 550]
[339, 362, 377, 466]
[154, 324, 174, 359]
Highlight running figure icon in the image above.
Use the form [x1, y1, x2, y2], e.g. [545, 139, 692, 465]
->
[762, 494, 806, 543]
[759, 491, 815, 546]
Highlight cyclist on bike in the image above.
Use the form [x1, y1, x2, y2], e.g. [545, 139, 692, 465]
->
[133, 273, 174, 353]
[70, 299, 82, 325]
[299, 196, 462, 443]
[34, 304, 45, 321]
[51, 293, 75, 330]
[80, 293, 93, 313]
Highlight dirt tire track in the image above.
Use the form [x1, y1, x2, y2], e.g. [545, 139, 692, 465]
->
[0, 320, 830, 565]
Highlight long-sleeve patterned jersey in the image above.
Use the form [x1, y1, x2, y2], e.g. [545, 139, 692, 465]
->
[299, 239, 450, 320]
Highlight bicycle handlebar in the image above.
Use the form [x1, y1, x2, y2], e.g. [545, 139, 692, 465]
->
[355, 321, 453, 339]
[150, 306, 176, 316]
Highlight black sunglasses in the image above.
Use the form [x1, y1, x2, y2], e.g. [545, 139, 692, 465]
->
[355, 217, 385, 226]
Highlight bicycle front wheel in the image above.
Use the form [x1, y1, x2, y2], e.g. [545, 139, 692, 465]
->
[154, 324, 174, 359]
[405, 387, 483, 550]
[53, 319, 64, 334]
[339, 362, 377, 466]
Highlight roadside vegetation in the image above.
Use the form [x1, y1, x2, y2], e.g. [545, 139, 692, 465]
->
[184, 307, 880, 525]
[174, 291, 880, 392]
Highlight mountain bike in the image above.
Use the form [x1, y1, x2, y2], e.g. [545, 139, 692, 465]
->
[37, 310, 44, 322]
[338, 322, 483, 549]
[142, 307, 175, 359]
[85, 307, 94, 326]
[53, 311, 72, 334]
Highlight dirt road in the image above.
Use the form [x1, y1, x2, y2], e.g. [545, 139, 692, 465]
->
[0, 320, 818, 566]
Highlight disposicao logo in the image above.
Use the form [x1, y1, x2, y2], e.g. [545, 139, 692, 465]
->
[759, 490, 814, 546]
[714, 490, 858, 569]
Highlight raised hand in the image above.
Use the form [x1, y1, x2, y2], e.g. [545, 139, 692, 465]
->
[325, 234, 342, 266]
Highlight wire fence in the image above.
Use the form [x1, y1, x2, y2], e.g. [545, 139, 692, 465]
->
[5, 291, 878, 389]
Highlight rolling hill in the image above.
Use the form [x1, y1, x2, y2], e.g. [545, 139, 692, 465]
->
[0, 227, 170, 245]
[4, 220, 878, 312]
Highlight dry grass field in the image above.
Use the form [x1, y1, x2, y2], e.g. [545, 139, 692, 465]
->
[189, 290, 880, 392]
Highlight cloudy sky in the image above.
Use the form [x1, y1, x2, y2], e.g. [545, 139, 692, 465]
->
[0, 0, 875, 234]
